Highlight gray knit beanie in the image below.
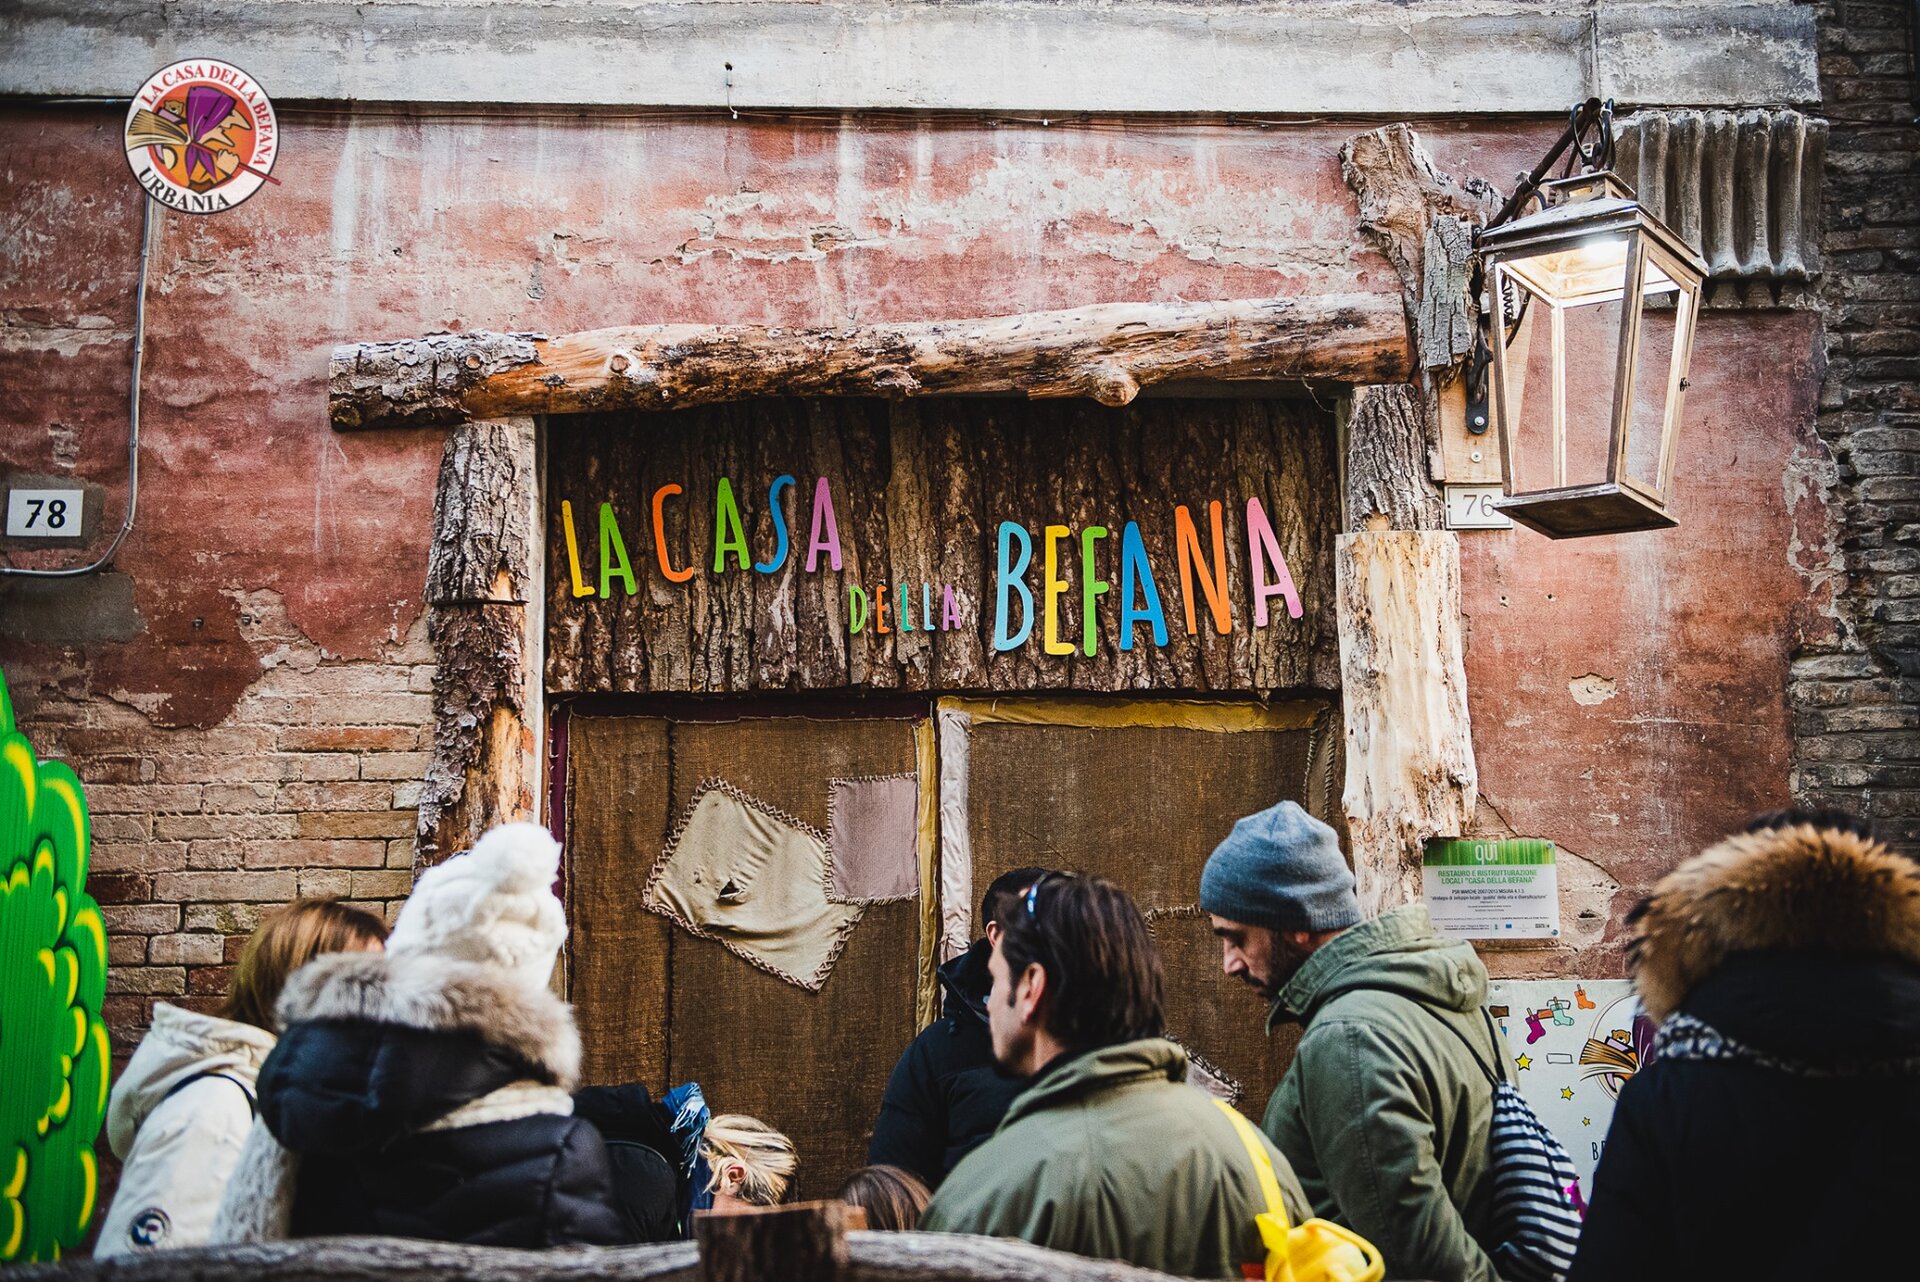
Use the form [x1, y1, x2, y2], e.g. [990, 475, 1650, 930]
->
[1200, 801, 1361, 933]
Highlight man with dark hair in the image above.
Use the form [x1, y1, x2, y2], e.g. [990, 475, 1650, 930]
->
[922, 873, 1309, 1279]
[1202, 801, 1506, 1282]
[1742, 806, 1875, 840]
[867, 866, 1053, 1187]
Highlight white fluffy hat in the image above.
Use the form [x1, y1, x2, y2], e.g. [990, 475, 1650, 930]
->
[388, 822, 567, 990]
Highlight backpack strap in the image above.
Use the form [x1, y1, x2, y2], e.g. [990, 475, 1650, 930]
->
[162, 1070, 257, 1117]
[1404, 999, 1505, 1088]
[1211, 1099, 1290, 1228]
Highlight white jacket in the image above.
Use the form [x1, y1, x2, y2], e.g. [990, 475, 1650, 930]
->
[95, 1003, 275, 1257]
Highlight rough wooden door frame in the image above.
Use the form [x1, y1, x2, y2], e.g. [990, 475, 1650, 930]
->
[397, 124, 1486, 907]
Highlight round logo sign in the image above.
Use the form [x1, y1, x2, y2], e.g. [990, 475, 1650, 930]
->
[123, 59, 278, 214]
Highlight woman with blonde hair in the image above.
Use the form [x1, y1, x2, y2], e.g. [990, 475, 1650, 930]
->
[701, 1115, 798, 1210]
[97, 898, 388, 1256]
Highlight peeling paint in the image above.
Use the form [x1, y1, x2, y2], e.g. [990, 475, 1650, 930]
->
[1568, 673, 1618, 706]
[0, 311, 126, 357]
[1461, 312, 1820, 972]
[1470, 796, 1624, 976]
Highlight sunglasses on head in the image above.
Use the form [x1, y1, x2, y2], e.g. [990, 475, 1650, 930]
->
[1023, 871, 1075, 920]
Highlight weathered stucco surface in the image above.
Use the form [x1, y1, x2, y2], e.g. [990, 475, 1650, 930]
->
[0, 1, 1821, 114]
[1462, 311, 1835, 977]
[1, 105, 1828, 1028]
[0, 108, 1554, 726]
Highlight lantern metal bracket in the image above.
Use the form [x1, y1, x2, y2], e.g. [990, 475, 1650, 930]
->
[1481, 97, 1615, 237]
[1464, 328, 1492, 436]
[1462, 98, 1612, 445]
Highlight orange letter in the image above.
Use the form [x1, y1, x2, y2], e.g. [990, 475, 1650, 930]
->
[651, 484, 695, 584]
[1174, 501, 1231, 635]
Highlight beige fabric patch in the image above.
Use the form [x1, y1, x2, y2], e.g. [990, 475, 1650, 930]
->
[643, 779, 864, 992]
[827, 774, 920, 904]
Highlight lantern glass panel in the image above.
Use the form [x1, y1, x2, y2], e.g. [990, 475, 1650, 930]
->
[1493, 256, 1630, 497]
[1619, 242, 1698, 502]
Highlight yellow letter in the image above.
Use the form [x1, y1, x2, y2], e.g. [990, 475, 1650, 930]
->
[560, 501, 593, 598]
[1043, 524, 1074, 656]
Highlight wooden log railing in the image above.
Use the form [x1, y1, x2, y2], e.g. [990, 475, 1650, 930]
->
[327, 294, 1412, 431]
[14, 1232, 1195, 1282]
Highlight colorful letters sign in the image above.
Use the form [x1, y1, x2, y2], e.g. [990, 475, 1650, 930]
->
[544, 398, 1338, 694]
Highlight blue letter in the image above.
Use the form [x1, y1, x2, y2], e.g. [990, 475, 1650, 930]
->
[754, 474, 796, 573]
[1118, 521, 1169, 650]
[993, 521, 1034, 652]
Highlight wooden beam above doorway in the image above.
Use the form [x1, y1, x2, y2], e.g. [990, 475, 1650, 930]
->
[328, 294, 1412, 431]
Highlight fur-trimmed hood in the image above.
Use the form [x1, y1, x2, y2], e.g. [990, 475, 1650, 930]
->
[1628, 823, 1920, 1022]
[276, 948, 581, 1087]
[253, 950, 583, 1161]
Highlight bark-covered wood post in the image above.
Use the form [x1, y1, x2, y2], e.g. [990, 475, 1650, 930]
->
[6, 1232, 1196, 1282]
[1336, 125, 1494, 913]
[417, 416, 543, 870]
[696, 1203, 855, 1282]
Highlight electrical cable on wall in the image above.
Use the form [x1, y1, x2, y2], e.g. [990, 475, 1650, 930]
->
[0, 194, 156, 579]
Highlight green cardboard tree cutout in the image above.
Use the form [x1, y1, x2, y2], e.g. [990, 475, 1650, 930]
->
[0, 669, 109, 1261]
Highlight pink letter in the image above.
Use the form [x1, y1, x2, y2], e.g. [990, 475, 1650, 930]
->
[806, 476, 843, 571]
[1246, 497, 1302, 626]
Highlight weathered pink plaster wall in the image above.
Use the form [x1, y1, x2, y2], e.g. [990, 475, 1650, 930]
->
[1463, 310, 1837, 975]
[2, 107, 1833, 986]
[1, 108, 1550, 725]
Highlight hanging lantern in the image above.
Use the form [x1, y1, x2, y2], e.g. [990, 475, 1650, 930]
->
[1474, 108, 1708, 539]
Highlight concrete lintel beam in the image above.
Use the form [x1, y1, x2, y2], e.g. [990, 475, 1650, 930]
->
[1, 1, 1820, 115]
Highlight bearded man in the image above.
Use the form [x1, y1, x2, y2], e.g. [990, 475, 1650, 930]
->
[1202, 802, 1512, 1282]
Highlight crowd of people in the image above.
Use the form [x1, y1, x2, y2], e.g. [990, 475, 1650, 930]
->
[96, 802, 1919, 1280]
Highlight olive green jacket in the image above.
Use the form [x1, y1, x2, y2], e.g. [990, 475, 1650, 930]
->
[1263, 905, 1507, 1282]
[923, 1037, 1310, 1279]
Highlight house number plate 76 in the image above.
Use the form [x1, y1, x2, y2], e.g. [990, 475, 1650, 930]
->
[1444, 484, 1513, 531]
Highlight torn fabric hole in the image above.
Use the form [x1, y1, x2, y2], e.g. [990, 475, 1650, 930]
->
[643, 778, 864, 992]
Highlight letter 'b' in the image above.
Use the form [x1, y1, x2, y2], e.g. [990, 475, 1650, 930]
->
[993, 522, 1034, 652]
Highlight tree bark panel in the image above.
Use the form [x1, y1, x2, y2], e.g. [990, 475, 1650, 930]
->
[545, 398, 1339, 696]
[418, 601, 538, 868]
[426, 417, 540, 605]
[1334, 529, 1477, 915]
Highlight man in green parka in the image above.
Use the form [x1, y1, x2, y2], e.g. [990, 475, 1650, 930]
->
[922, 873, 1310, 1279]
[1202, 802, 1507, 1282]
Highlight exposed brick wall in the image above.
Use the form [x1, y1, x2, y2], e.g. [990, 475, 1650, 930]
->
[12, 592, 430, 1062]
[1799, 2, 1920, 853]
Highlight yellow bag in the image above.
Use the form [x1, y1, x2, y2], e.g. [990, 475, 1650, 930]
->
[1212, 1099, 1385, 1282]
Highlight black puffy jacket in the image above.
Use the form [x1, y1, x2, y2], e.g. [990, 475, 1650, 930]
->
[1570, 825, 1920, 1282]
[253, 950, 629, 1248]
[572, 1083, 684, 1242]
[867, 940, 1030, 1187]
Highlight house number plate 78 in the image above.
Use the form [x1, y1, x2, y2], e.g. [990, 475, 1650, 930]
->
[6, 489, 85, 538]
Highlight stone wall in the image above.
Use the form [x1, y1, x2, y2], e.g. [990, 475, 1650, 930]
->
[1798, 1, 1920, 852]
